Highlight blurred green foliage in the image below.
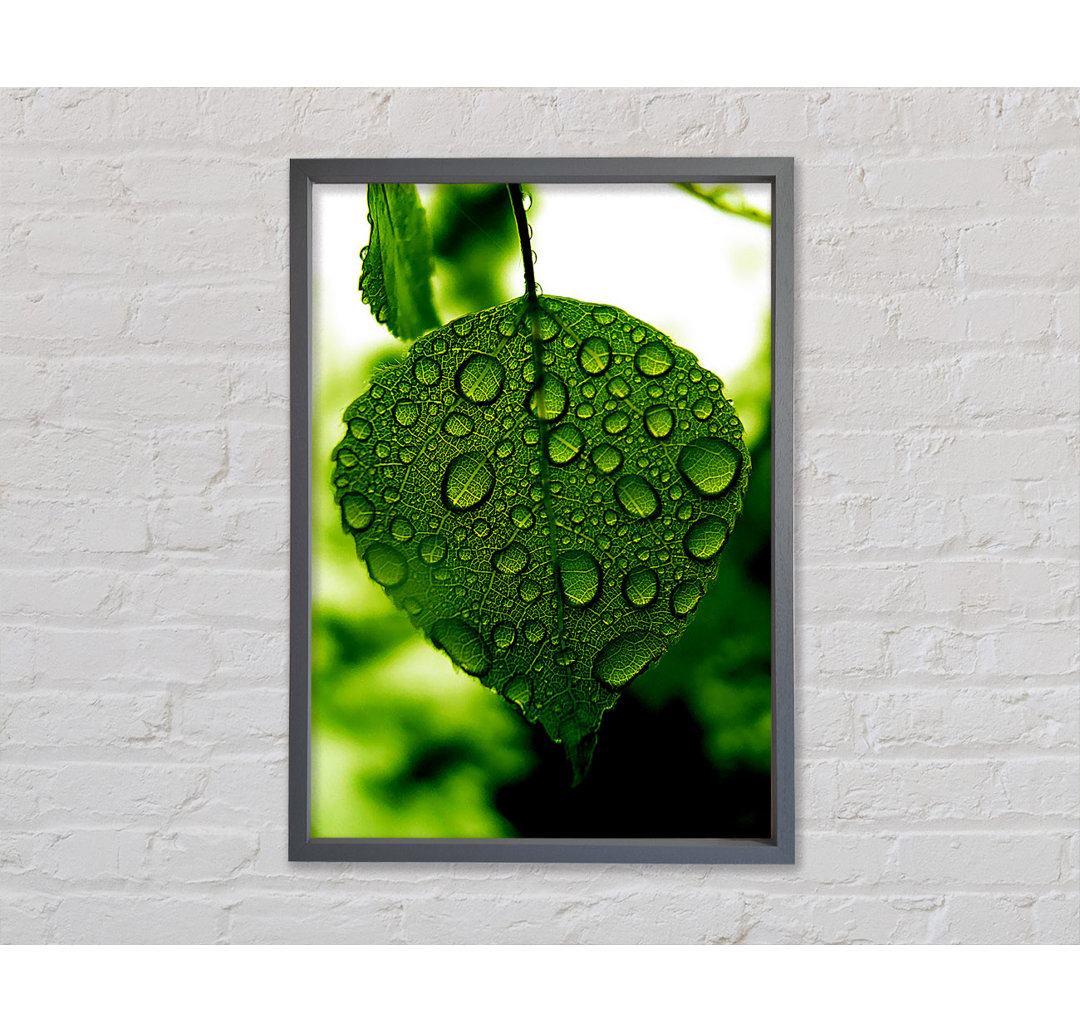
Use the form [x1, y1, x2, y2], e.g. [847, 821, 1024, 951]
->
[427, 183, 523, 316]
[311, 184, 772, 838]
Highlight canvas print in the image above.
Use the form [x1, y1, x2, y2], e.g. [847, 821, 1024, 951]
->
[308, 178, 773, 841]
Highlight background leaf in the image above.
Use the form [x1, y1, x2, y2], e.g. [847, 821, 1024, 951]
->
[331, 295, 751, 782]
[676, 183, 772, 226]
[359, 184, 440, 340]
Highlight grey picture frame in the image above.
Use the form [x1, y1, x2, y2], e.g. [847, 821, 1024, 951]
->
[289, 157, 794, 863]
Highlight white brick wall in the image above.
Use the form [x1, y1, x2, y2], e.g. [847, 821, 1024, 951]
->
[2, 87, 1077, 944]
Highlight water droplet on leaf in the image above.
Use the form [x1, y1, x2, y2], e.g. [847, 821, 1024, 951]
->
[349, 418, 372, 442]
[342, 492, 375, 531]
[546, 423, 585, 465]
[670, 578, 703, 616]
[364, 542, 408, 588]
[634, 341, 674, 378]
[510, 504, 535, 530]
[556, 550, 602, 607]
[591, 443, 623, 475]
[677, 437, 741, 496]
[643, 404, 674, 439]
[614, 475, 660, 519]
[455, 353, 505, 404]
[602, 411, 630, 436]
[622, 566, 659, 608]
[493, 543, 529, 574]
[412, 357, 440, 385]
[431, 617, 490, 675]
[394, 400, 420, 427]
[527, 373, 568, 422]
[417, 534, 447, 565]
[441, 411, 474, 438]
[578, 336, 612, 375]
[390, 516, 414, 542]
[594, 630, 664, 687]
[442, 452, 496, 511]
[684, 515, 730, 561]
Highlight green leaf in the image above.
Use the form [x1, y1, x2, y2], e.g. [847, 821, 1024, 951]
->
[331, 295, 751, 782]
[359, 184, 440, 340]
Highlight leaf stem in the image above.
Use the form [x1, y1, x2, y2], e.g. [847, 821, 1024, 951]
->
[507, 184, 574, 748]
[507, 184, 538, 304]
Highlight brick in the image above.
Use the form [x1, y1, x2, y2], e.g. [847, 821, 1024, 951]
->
[864, 157, 1029, 211]
[1029, 149, 1080, 207]
[918, 429, 1074, 486]
[939, 894, 1036, 943]
[289, 89, 394, 152]
[189, 757, 286, 825]
[49, 893, 226, 944]
[804, 222, 957, 287]
[1, 691, 170, 749]
[815, 89, 908, 149]
[997, 758, 1080, 819]
[1, 158, 123, 207]
[24, 626, 215, 684]
[738, 893, 941, 944]
[25, 212, 279, 277]
[174, 688, 286, 746]
[895, 88, 1079, 150]
[0, 896, 59, 944]
[954, 351, 1078, 423]
[737, 91, 814, 145]
[23, 761, 210, 823]
[126, 567, 287, 622]
[959, 491, 1075, 551]
[226, 358, 288, 420]
[1, 425, 154, 498]
[387, 90, 479, 152]
[15, 88, 118, 145]
[118, 157, 263, 206]
[224, 420, 289, 485]
[130, 285, 286, 348]
[893, 834, 1066, 886]
[988, 629, 1078, 677]
[832, 760, 998, 822]
[852, 687, 1079, 753]
[0, 356, 72, 420]
[958, 220, 1076, 285]
[960, 292, 1057, 341]
[229, 893, 404, 944]
[1033, 894, 1080, 943]
[147, 496, 232, 551]
[209, 629, 288, 682]
[639, 92, 742, 150]
[149, 426, 228, 493]
[2, 498, 149, 553]
[54, 359, 231, 422]
[887, 625, 984, 679]
[1, 287, 134, 345]
[1, 568, 121, 618]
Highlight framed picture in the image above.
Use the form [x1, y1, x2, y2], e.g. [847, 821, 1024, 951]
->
[290, 158, 793, 862]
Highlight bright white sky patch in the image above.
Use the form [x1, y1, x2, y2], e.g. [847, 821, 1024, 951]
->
[313, 181, 771, 390]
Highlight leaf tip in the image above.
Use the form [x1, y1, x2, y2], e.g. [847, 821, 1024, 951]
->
[565, 731, 598, 787]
